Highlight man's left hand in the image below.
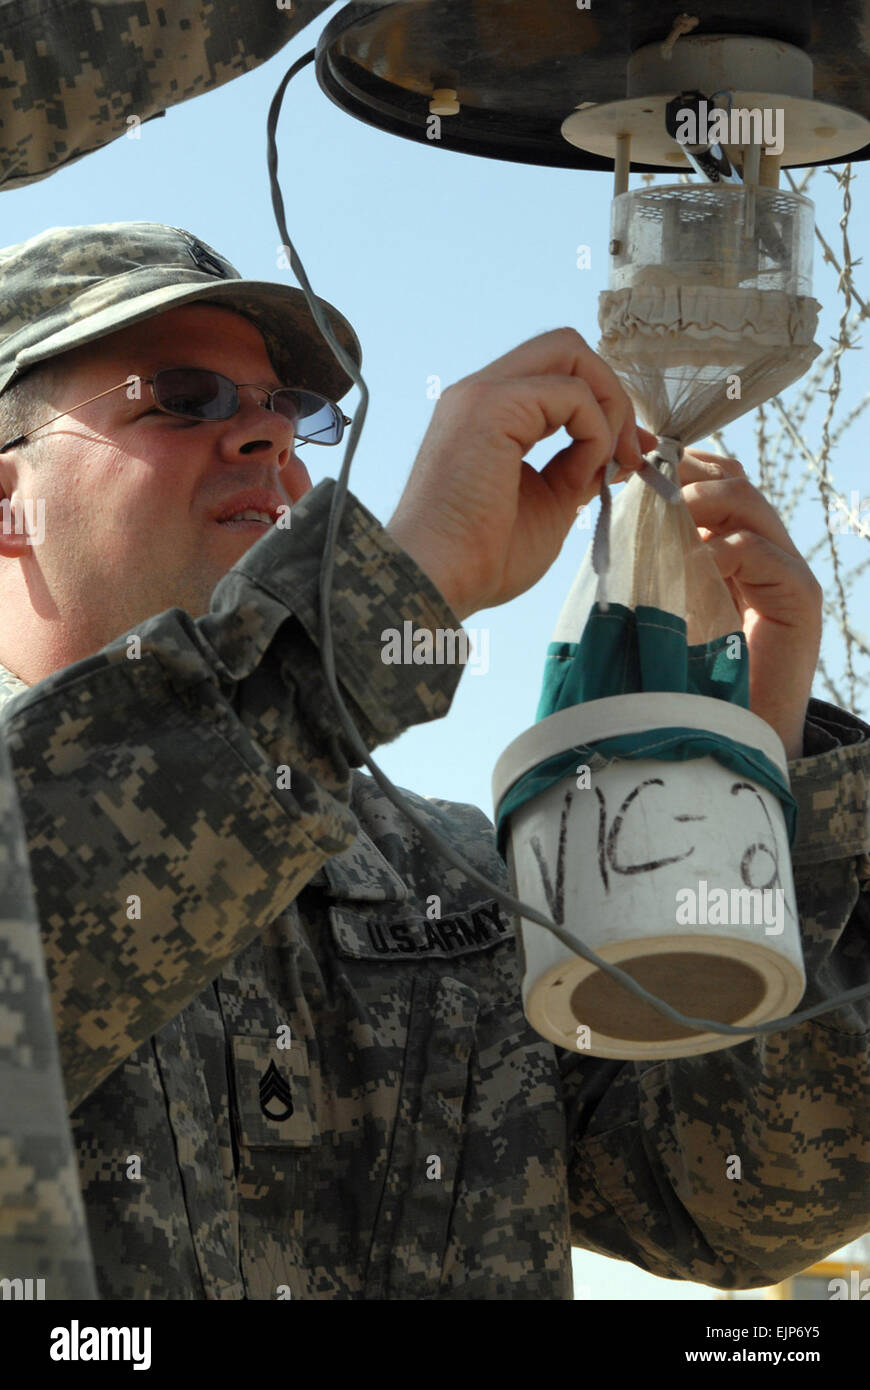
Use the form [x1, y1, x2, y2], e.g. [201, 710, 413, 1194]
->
[675, 449, 823, 762]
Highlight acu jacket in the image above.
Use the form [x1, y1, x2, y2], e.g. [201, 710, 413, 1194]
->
[0, 479, 869, 1299]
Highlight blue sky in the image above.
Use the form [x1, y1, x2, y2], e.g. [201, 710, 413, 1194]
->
[3, 2, 867, 1300]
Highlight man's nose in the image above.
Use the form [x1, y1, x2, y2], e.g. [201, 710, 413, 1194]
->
[221, 388, 296, 458]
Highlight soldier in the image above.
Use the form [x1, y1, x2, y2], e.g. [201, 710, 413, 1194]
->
[0, 221, 868, 1299]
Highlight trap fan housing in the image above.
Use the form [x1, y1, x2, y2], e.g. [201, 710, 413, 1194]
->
[315, 1, 870, 172]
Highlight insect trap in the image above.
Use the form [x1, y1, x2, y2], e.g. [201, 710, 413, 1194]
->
[314, 5, 870, 1059]
[494, 32, 870, 1060]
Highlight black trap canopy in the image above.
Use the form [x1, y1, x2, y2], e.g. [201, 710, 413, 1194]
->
[315, 1, 870, 173]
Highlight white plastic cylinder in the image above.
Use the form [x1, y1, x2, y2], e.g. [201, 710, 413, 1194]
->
[608, 184, 815, 294]
[492, 694, 806, 1060]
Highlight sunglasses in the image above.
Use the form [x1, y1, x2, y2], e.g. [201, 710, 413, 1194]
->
[0, 367, 353, 452]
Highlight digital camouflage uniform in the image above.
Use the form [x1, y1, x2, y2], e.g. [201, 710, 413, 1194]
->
[1, 479, 869, 1299]
[0, 1, 335, 191]
[1, 0, 866, 1310]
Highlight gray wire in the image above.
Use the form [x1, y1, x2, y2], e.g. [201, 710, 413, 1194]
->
[265, 49, 870, 1042]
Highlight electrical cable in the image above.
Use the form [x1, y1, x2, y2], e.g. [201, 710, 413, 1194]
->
[265, 47, 870, 1043]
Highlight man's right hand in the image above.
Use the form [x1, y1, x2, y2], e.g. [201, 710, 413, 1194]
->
[385, 327, 657, 622]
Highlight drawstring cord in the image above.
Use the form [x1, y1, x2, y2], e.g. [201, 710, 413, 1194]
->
[592, 436, 684, 611]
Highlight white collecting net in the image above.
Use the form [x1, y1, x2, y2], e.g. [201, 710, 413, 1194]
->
[599, 278, 821, 444]
[567, 445, 743, 646]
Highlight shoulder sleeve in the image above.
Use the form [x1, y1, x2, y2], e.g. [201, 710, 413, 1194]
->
[1, 481, 465, 1112]
[786, 697, 870, 863]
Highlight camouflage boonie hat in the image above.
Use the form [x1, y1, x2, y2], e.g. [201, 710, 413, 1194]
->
[0, 221, 362, 403]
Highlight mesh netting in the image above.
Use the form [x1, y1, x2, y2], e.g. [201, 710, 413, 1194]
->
[598, 184, 822, 446]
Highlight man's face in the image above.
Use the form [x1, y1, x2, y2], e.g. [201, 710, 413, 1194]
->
[0, 303, 315, 655]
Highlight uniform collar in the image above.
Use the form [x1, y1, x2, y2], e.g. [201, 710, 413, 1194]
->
[310, 771, 412, 903]
[0, 659, 29, 714]
[316, 829, 411, 902]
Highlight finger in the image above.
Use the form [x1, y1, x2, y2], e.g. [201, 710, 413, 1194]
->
[702, 532, 823, 624]
[681, 476, 803, 563]
[612, 410, 649, 472]
[471, 326, 615, 395]
[678, 450, 746, 485]
[471, 327, 644, 463]
[609, 430, 713, 485]
[475, 372, 647, 490]
[534, 379, 617, 510]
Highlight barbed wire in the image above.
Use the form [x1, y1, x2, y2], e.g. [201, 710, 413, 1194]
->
[706, 163, 869, 720]
[641, 157, 870, 1264]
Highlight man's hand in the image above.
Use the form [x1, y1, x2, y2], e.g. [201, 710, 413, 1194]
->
[385, 327, 820, 760]
[386, 328, 653, 621]
[678, 451, 823, 761]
